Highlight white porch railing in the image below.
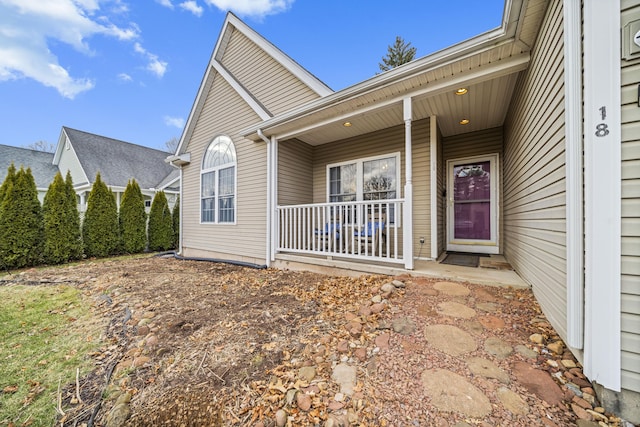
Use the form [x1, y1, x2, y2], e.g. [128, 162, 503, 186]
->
[277, 200, 404, 263]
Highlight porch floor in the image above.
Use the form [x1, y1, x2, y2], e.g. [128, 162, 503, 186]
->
[273, 253, 528, 288]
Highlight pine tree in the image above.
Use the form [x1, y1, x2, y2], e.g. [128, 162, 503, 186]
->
[43, 172, 82, 264]
[172, 195, 180, 250]
[64, 171, 83, 260]
[0, 163, 17, 206]
[82, 173, 120, 258]
[0, 167, 44, 268]
[148, 191, 173, 251]
[379, 36, 417, 72]
[119, 179, 147, 253]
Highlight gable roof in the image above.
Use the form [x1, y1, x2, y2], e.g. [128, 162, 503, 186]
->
[59, 127, 176, 190]
[0, 144, 58, 189]
[176, 12, 333, 155]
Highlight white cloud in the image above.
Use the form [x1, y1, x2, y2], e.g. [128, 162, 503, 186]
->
[203, 0, 293, 17]
[164, 116, 185, 129]
[134, 42, 168, 78]
[0, 0, 164, 98]
[118, 72, 132, 82]
[179, 1, 203, 17]
[156, 0, 174, 8]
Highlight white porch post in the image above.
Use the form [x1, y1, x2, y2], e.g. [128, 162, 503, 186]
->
[403, 97, 414, 270]
[271, 136, 279, 263]
[583, 0, 621, 391]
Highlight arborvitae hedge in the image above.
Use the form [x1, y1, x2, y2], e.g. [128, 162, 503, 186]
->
[148, 191, 173, 251]
[82, 173, 120, 258]
[0, 163, 16, 206]
[0, 167, 44, 269]
[43, 172, 82, 264]
[64, 171, 83, 260]
[172, 195, 180, 249]
[119, 179, 147, 254]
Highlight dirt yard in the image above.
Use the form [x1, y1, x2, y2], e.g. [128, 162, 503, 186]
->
[2, 255, 626, 426]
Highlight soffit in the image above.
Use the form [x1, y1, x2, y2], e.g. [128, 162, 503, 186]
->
[251, 44, 528, 145]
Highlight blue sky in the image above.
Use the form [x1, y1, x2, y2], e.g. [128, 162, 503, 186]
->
[0, 0, 504, 153]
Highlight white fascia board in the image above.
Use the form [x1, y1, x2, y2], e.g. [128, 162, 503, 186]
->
[212, 60, 271, 121]
[175, 63, 214, 156]
[52, 128, 67, 165]
[224, 13, 333, 97]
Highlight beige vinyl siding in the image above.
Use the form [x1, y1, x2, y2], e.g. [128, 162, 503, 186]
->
[620, 2, 640, 393]
[221, 29, 320, 116]
[278, 139, 313, 206]
[437, 127, 445, 255]
[312, 119, 431, 257]
[181, 70, 268, 263]
[442, 127, 504, 250]
[503, 0, 568, 340]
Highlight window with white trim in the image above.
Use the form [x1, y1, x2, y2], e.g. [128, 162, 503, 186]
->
[327, 152, 400, 221]
[201, 135, 236, 223]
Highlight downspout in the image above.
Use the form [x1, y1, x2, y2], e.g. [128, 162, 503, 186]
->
[167, 161, 184, 255]
[257, 129, 272, 267]
[563, 0, 584, 349]
[403, 97, 414, 270]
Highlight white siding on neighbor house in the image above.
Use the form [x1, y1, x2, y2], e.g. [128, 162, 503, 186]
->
[221, 29, 320, 117]
[57, 138, 89, 187]
[620, 1, 640, 393]
[503, 1, 568, 340]
[181, 70, 268, 264]
[311, 119, 431, 257]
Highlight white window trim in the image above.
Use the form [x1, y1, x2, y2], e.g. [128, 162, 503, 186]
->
[200, 136, 237, 225]
[325, 152, 401, 202]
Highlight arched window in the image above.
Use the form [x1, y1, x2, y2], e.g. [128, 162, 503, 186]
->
[201, 135, 236, 223]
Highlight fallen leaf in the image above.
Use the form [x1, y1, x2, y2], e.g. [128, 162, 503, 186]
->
[3, 385, 18, 393]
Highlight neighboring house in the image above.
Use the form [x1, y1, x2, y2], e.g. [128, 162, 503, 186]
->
[169, 1, 639, 422]
[0, 144, 59, 202]
[0, 127, 179, 211]
[54, 127, 179, 212]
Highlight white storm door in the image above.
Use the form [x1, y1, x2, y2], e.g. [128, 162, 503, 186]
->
[446, 154, 499, 254]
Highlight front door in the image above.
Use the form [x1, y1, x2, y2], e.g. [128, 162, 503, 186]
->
[446, 154, 499, 254]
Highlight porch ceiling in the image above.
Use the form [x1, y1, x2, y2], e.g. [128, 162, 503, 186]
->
[245, 48, 530, 146]
[292, 72, 522, 146]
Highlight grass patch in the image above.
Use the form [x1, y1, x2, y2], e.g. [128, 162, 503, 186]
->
[0, 284, 103, 426]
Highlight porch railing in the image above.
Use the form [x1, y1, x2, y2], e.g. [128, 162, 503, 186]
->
[277, 199, 404, 263]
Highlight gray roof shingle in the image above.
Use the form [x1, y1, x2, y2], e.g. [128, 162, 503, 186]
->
[0, 144, 58, 188]
[63, 127, 176, 189]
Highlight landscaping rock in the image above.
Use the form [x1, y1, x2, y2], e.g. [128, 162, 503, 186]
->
[424, 324, 477, 356]
[436, 301, 477, 319]
[392, 317, 416, 335]
[332, 363, 357, 395]
[420, 369, 492, 417]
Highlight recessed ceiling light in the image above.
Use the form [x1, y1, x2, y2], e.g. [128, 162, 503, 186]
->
[343, 122, 352, 127]
[455, 88, 468, 95]
[459, 119, 470, 125]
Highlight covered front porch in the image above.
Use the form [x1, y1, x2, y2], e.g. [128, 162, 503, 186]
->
[243, 42, 530, 272]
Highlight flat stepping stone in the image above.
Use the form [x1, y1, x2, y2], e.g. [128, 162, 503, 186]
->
[416, 304, 436, 317]
[424, 324, 477, 356]
[497, 386, 529, 415]
[420, 368, 492, 418]
[332, 363, 357, 396]
[433, 281, 470, 296]
[512, 361, 564, 407]
[476, 302, 501, 312]
[467, 357, 510, 384]
[462, 320, 484, 335]
[478, 315, 505, 329]
[515, 344, 538, 359]
[437, 301, 476, 319]
[484, 337, 513, 359]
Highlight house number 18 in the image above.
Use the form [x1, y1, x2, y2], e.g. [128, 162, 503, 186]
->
[595, 106, 610, 137]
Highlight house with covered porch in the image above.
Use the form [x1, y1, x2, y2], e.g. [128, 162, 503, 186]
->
[169, 0, 639, 422]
